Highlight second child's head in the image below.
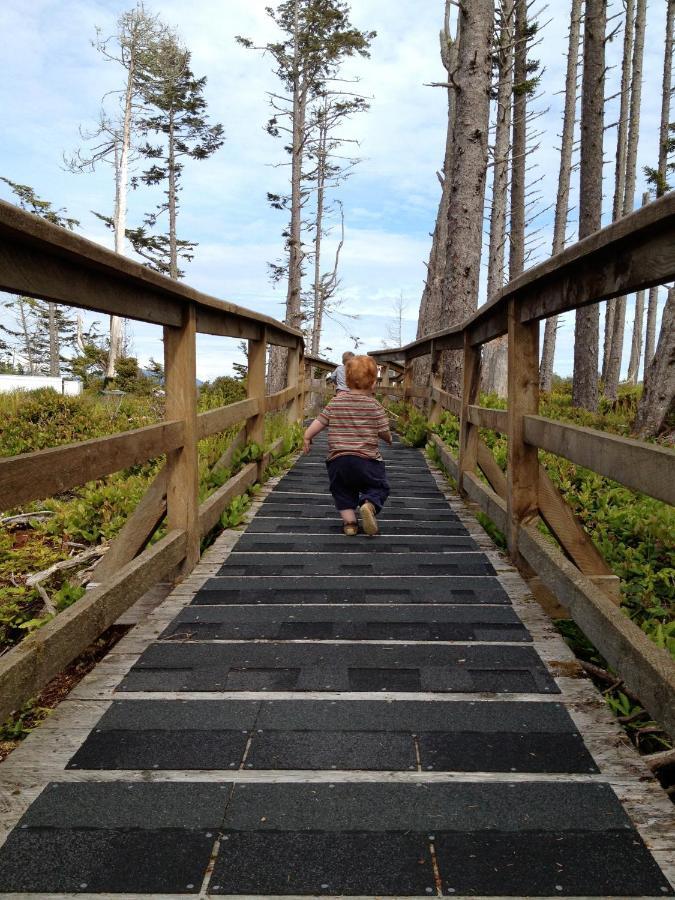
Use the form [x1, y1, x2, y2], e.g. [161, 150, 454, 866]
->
[346, 355, 377, 391]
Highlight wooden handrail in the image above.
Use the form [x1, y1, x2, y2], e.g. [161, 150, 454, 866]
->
[0, 199, 303, 348]
[197, 397, 260, 440]
[0, 420, 184, 509]
[523, 415, 675, 506]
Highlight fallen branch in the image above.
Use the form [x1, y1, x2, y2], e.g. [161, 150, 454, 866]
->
[642, 748, 675, 773]
[1, 511, 54, 526]
[579, 660, 643, 705]
[26, 545, 108, 614]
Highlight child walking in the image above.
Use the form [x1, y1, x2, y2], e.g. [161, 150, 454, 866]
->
[303, 355, 392, 536]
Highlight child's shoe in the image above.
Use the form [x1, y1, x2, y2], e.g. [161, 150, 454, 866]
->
[343, 522, 359, 536]
[360, 501, 379, 536]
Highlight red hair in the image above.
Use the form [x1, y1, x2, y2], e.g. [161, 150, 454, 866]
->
[345, 355, 377, 390]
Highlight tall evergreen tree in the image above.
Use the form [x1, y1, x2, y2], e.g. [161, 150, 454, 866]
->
[128, 35, 224, 279]
[238, 0, 374, 388]
[66, 3, 168, 377]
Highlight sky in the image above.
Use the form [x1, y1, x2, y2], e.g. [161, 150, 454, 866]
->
[0, 0, 670, 381]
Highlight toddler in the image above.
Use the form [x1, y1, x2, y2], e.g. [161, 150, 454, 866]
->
[303, 355, 392, 536]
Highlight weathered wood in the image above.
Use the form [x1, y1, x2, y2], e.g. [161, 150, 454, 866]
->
[265, 385, 297, 412]
[246, 334, 267, 478]
[0, 529, 186, 725]
[428, 433, 459, 482]
[467, 405, 509, 433]
[0, 420, 183, 511]
[212, 427, 247, 473]
[537, 465, 616, 580]
[506, 301, 540, 559]
[286, 345, 301, 425]
[477, 440, 507, 498]
[0, 198, 303, 344]
[523, 415, 675, 505]
[198, 462, 258, 537]
[518, 522, 675, 738]
[428, 345, 443, 425]
[164, 304, 199, 572]
[366, 192, 675, 359]
[458, 334, 481, 490]
[462, 470, 509, 533]
[402, 359, 414, 402]
[91, 465, 168, 583]
[197, 397, 260, 439]
[431, 386, 462, 416]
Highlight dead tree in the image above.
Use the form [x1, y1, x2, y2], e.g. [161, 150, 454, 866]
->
[482, 0, 515, 397]
[606, 0, 647, 396]
[573, 0, 607, 411]
[644, 0, 675, 368]
[440, 0, 495, 395]
[602, 0, 634, 386]
[414, 0, 459, 388]
[634, 286, 675, 437]
[540, 0, 582, 392]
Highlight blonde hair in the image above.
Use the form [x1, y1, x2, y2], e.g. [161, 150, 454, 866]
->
[342, 351, 355, 364]
[345, 355, 377, 390]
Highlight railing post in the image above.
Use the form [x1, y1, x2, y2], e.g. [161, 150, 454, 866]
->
[506, 298, 540, 561]
[164, 302, 199, 572]
[380, 365, 390, 389]
[246, 329, 267, 477]
[402, 356, 413, 403]
[287, 340, 302, 425]
[428, 341, 443, 426]
[457, 333, 481, 493]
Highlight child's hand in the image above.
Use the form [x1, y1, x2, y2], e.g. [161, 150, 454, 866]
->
[303, 436, 312, 454]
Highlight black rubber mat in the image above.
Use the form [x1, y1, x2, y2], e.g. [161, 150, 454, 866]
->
[206, 782, 673, 896]
[218, 551, 496, 576]
[232, 533, 478, 553]
[192, 575, 511, 605]
[246, 517, 468, 534]
[256, 502, 459, 519]
[0, 782, 231, 893]
[161, 603, 530, 642]
[260, 492, 452, 508]
[117, 641, 559, 693]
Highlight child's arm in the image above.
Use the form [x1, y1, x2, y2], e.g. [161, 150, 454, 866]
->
[303, 418, 326, 454]
[378, 427, 393, 445]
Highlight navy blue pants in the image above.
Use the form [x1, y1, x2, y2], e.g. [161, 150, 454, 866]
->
[326, 455, 390, 512]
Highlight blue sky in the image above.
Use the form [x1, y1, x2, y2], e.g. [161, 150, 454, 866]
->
[0, 0, 670, 380]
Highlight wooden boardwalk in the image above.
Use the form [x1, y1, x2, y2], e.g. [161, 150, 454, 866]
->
[0, 435, 673, 898]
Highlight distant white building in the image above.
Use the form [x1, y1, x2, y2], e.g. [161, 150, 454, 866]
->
[0, 374, 83, 396]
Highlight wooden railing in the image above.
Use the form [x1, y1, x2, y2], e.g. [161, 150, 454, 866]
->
[371, 191, 675, 736]
[0, 198, 317, 722]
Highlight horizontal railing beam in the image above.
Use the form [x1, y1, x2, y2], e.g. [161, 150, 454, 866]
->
[265, 385, 298, 413]
[197, 398, 260, 441]
[0, 420, 185, 510]
[431, 387, 462, 416]
[467, 405, 508, 433]
[0, 529, 186, 725]
[368, 192, 675, 358]
[0, 199, 302, 347]
[523, 415, 675, 506]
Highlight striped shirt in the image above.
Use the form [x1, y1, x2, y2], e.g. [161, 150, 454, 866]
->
[318, 392, 391, 461]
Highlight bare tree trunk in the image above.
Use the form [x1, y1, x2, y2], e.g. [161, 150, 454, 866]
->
[602, 0, 634, 384]
[168, 114, 178, 281]
[106, 60, 135, 379]
[644, 0, 674, 368]
[482, 0, 514, 397]
[634, 286, 675, 437]
[48, 303, 59, 377]
[414, 1, 459, 388]
[540, 0, 582, 392]
[440, 0, 494, 395]
[311, 101, 328, 357]
[573, 0, 607, 411]
[270, 0, 306, 392]
[609, 1, 647, 394]
[18, 299, 35, 375]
